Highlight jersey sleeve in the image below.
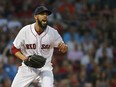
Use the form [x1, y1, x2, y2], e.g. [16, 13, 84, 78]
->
[13, 28, 25, 49]
[11, 44, 20, 54]
[53, 30, 64, 47]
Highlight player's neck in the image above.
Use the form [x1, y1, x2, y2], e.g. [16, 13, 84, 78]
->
[35, 23, 43, 33]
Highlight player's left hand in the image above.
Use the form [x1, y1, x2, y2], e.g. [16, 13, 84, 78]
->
[58, 42, 68, 53]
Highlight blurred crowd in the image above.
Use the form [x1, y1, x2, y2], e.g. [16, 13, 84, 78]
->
[0, 0, 116, 87]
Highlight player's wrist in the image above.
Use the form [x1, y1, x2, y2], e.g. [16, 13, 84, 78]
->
[22, 56, 28, 61]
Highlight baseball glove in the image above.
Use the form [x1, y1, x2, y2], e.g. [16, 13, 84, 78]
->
[24, 55, 46, 68]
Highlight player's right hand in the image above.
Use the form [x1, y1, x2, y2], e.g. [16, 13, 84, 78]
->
[58, 42, 68, 53]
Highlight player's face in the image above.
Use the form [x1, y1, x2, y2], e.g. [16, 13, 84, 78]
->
[35, 12, 48, 30]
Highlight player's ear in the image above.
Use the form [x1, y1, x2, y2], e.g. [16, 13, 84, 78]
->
[34, 15, 37, 20]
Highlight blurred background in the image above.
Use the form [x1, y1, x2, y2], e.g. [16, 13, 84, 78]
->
[0, 0, 116, 87]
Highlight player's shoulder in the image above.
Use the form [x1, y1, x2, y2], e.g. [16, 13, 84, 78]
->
[47, 25, 58, 33]
[22, 23, 33, 30]
[20, 23, 34, 32]
[47, 26, 60, 37]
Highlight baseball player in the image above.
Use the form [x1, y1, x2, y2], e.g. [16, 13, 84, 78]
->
[11, 6, 68, 87]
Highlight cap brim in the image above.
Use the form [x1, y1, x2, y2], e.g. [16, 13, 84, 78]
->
[42, 10, 52, 15]
[34, 10, 52, 15]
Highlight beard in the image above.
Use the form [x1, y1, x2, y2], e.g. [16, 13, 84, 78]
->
[37, 19, 48, 30]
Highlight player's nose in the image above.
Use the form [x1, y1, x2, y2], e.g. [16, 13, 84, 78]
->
[43, 15, 48, 19]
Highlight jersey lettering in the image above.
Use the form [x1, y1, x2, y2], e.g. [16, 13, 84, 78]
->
[26, 44, 36, 49]
[41, 44, 50, 49]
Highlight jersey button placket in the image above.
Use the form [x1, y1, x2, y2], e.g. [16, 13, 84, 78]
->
[37, 36, 42, 55]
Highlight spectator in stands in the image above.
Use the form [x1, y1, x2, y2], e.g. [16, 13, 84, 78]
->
[1, 46, 17, 81]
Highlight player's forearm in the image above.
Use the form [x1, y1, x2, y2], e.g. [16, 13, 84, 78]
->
[15, 51, 27, 61]
[11, 45, 27, 60]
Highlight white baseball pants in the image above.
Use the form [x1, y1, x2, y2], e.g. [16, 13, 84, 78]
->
[11, 64, 54, 87]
